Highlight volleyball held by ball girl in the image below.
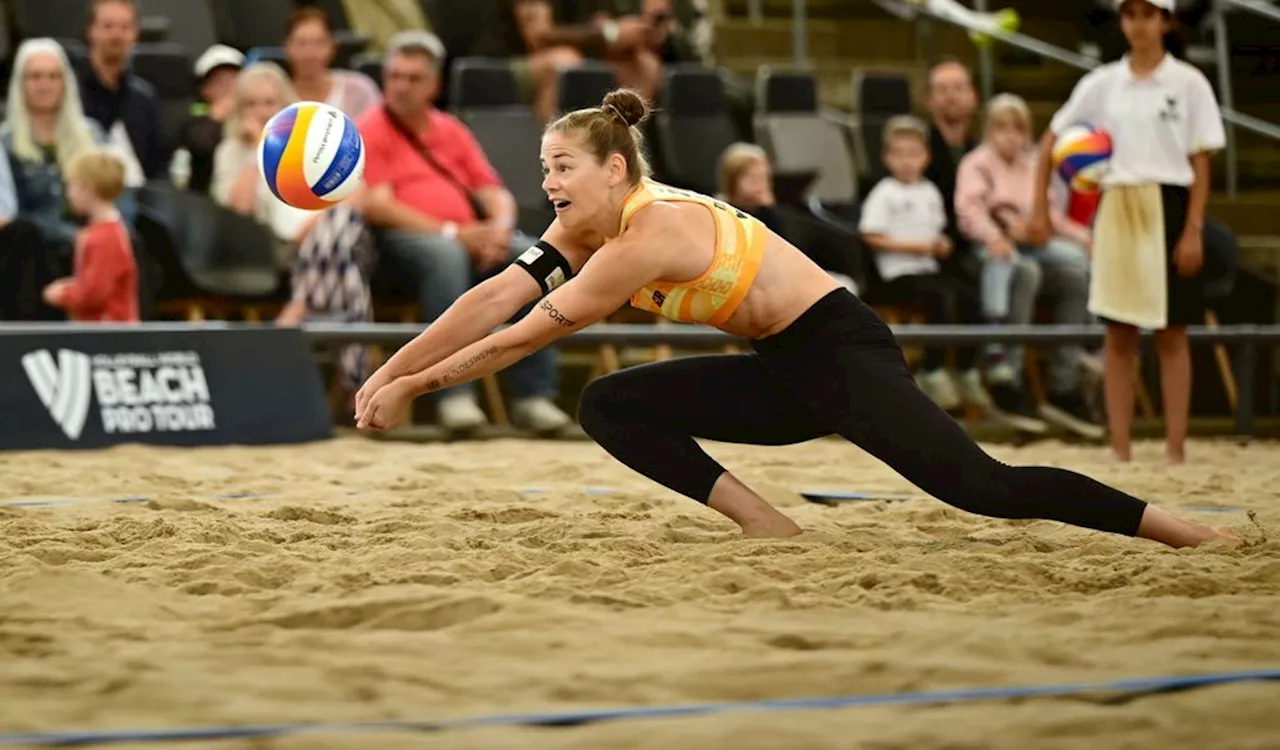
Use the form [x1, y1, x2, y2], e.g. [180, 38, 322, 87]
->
[334, 86, 1235, 550]
[1030, 0, 1225, 465]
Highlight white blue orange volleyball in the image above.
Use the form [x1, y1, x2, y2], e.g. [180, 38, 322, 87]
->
[258, 101, 365, 211]
[1052, 124, 1112, 193]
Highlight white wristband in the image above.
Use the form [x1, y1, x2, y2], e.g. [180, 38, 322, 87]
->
[440, 221, 458, 240]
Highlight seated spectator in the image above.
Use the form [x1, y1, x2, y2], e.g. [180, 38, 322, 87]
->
[76, 0, 166, 224]
[171, 44, 244, 194]
[500, 0, 682, 124]
[2, 39, 106, 257]
[356, 31, 571, 435]
[955, 94, 1101, 438]
[284, 7, 382, 119]
[859, 115, 991, 413]
[716, 142, 860, 294]
[42, 148, 138, 323]
[211, 62, 315, 269]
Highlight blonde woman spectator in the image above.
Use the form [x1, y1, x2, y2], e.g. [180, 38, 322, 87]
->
[955, 93, 1099, 438]
[211, 62, 314, 268]
[1, 39, 104, 253]
[285, 7, 382, 119]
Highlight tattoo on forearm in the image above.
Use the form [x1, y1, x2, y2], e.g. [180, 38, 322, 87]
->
[425, 379, 441, 393]
[540, 299, 575, 328]
[441, 345, 500, 385]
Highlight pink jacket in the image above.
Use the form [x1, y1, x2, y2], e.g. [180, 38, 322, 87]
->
[954, 143, 1091, 247]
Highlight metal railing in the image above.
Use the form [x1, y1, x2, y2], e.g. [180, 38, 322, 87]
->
[1212, 0, 1280, 196]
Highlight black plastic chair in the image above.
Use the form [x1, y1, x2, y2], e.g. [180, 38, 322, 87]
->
[556, 62, 618, 114]
[130, 42, 193, 101]
[655, 65, 740, 195]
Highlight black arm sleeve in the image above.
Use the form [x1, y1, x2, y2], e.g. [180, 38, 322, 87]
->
[512, 240, 575, 295]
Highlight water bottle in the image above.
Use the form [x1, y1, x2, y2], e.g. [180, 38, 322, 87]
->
[170, 148, 191, 190]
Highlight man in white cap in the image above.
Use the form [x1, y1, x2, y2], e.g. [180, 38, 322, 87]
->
[172, 44, 245, 193]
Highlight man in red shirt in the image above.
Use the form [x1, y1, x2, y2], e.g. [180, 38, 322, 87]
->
[358, 31, 569, 435]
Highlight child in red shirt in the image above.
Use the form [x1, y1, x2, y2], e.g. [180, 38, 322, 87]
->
[42, 149, 139, 322]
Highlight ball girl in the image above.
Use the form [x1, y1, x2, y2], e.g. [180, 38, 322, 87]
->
[1030, 0, 1225, 464]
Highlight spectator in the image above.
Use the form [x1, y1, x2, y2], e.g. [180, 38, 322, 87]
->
[717, 142, 861, 294]
[285, 7, 382, 119]
[42, 148, 138, 323]
[955, 94, 1101, 438]
[171, 44, 244, 194]
[503, 0, 586, 124]
[211, 62, 315, 269]
[76, 0, 166, 221]
[2, 39, 105, 257]
[357, 31, 571, 435]
[859, 116, 991, 412]
[922, 58, 980, 277]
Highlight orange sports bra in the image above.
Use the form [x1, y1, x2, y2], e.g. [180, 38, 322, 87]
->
[620, 179, 767, 327]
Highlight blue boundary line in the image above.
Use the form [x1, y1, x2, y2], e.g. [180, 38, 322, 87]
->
[1, 669, 1277, 746]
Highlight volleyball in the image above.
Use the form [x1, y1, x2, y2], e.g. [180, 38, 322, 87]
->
[1052, 124, 1112, 193]
[258, 101, 365, 211]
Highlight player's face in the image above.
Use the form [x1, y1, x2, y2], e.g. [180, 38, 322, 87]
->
[1120, 0, 1170, 53]
[539, 131, 615, 228]
[22, 52, 65, 116]
[285, 18, 335, 77]
[987, 117, 1028, 162]
[883, 135, 929, 183]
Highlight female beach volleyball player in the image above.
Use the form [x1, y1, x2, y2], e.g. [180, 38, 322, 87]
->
[355, 88, 1235, 549]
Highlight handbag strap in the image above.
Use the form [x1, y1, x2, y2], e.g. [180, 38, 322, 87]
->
[381, 104, 476, 204]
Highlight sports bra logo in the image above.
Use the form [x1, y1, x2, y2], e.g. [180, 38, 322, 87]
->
[652, 290, 667, 306]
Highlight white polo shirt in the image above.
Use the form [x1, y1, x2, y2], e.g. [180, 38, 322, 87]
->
[1049, 54, 1225, 188]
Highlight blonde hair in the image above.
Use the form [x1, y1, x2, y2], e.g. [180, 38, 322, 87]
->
[882, 114, 930, 149]
[545, 88, 653, 186]
[67, 147, 126, 202]
[985, 93, 1032, 132]
[4, 39, 97, 176]
[717, 142, 769, 201]
[223, 62, 299, 142]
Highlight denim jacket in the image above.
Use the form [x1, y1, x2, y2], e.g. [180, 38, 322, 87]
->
[0, 118, 108, 250]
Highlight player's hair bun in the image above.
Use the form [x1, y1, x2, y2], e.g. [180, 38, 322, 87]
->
[601, 88, 650, 128]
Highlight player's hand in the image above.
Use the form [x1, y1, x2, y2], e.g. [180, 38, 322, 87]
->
[356, 378, 415, 431]
[42, 278, 70, 307]
[1174, 229, 1204, 278]
[354, 367, 398, 426]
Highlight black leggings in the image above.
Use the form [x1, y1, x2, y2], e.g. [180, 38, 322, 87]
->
[879, 272, 982, 370]
[578, 289, 1148, 537]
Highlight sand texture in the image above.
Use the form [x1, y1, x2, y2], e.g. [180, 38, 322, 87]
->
[2, 435, 1279, 748]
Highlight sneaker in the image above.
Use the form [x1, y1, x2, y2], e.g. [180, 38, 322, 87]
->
[956, 368, 994, 411]
[988, 382, 1048, 434]
[438, 393, 488, 432]
[917, 368, 961, 411]
[1040, 390, 1106, 440]
[512, 397, 572, 435]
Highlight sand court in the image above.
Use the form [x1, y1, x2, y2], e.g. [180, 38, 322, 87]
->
[2, 435, 1279, 747]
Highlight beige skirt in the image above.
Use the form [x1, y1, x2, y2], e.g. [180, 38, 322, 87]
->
[1088, 183, 1169, 330]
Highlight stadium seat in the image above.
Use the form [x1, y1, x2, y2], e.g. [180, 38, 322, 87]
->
[655, 66, 740, 195]
[10, 0, 91, 41]
[350, 53, 383, 91]
[138, 0, 216, 56]
[136, 184, 281, 320]
[129, 42, 192, 101]
[850, 69, 913, 177]
[221, 0, 363, 64]
[556, 62, 617, 114]
[753, 66, 858, 207]
[448, 58, 551, 234]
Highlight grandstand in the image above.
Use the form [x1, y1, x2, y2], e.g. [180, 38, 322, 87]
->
[1, 0, 1278, 433]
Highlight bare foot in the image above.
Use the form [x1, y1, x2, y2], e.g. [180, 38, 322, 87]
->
[707, 472, 802, 539]
[1166, 448, 1186, 466]
[1111, 447, 1131, 463]
[1137, 505, 1240, 548]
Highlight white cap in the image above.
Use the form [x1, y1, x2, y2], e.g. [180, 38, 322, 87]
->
[1116, 0, 1176, 10]
[386, 30, 446, 62]
[194, 44, 245, 79]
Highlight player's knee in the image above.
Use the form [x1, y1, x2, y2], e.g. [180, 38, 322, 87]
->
[577, 374, 629, 438]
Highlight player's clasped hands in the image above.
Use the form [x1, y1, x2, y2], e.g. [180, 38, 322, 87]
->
[354, 373, 414, 431]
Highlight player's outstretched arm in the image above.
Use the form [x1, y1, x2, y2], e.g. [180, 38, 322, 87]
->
[356, 226, 666, 431]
